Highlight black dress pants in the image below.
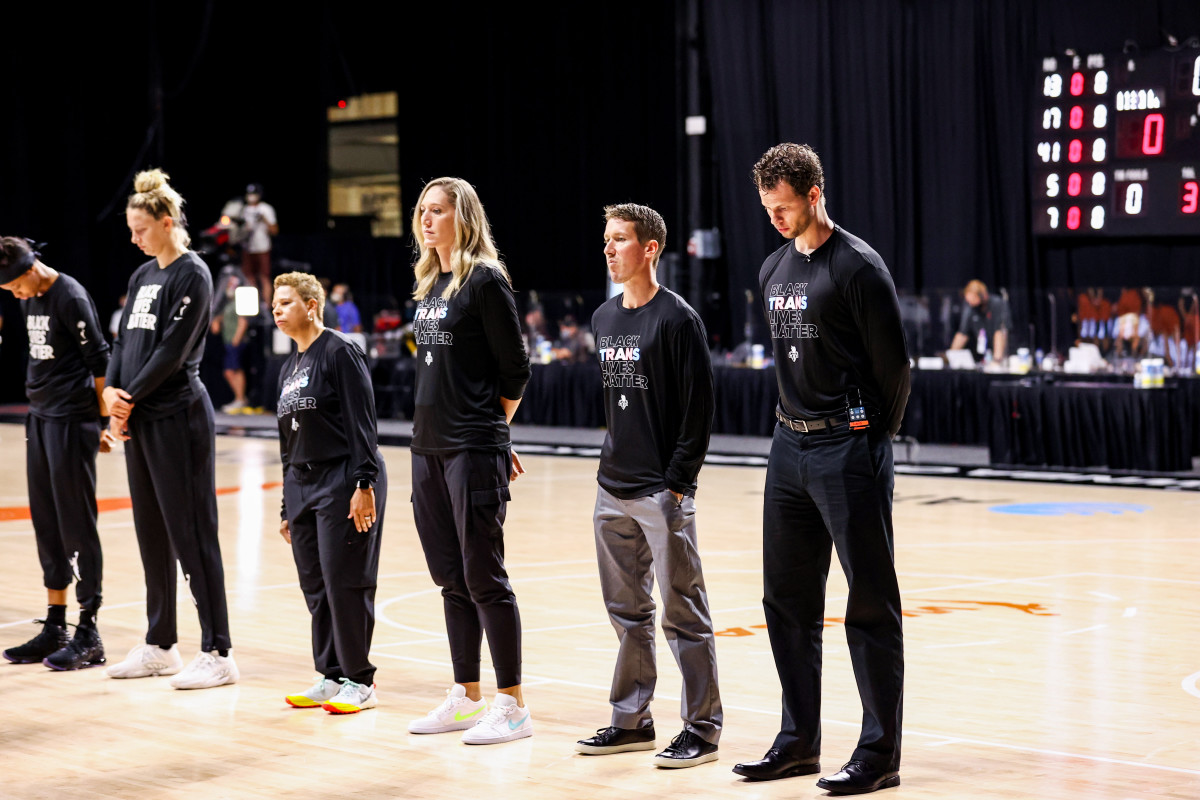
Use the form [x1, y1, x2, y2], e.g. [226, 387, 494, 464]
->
[124, 392, 231, 653]
[762, 423, 903, 772]
[285, 455, 386, 686]
[411, 449, 522, 688]
[26, 415, 103, 611]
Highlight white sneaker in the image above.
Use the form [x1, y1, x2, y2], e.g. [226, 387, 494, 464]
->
[408, 684, 488, 733]
[169, 650, 239, 689]
[461, 693, 532, 745]
[220, 400, 246, 414]
[285, 676, 341, 708]
[321, 678, 377, 714]
[106, 643, 183, 679]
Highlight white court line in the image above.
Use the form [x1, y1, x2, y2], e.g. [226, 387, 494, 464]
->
[904, 537, 1200, 548]
[1062, 624, 1107, 636]
[370, 651, 1200, 777]
[924, 640, 1002, 650]
[1123, 607, 1137, 618]
[1182, 671, 1200, 699]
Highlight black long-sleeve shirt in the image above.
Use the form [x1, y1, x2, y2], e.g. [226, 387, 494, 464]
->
[23, 273, 110, 421]
[277, 329, 382, 519]
[411, 266, 531, 454]
[759, 227, 911, 437]
[592, 287, 714, 499]
[106, 252, 212, 420]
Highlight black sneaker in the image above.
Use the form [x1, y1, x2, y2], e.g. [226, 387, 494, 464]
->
[2, 621, 70, 664]
[652, 729, 718, 768]
[575, 725, 657, 755]
[43, 626, 106, 671]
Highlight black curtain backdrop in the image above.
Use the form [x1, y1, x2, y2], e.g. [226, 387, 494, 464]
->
[703, 0, 1200, 346]
[2, 2, 1198, 402]
[0, 2, 680, 401]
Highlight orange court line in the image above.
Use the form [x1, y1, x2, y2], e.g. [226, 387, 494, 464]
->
[0, 481, 284, 522]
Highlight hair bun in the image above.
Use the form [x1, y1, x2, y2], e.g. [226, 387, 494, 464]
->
[133, 168, 171, 194]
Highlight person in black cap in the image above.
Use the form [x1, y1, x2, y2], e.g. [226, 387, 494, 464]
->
[732, 143, 909, 795]
[241, 182, 277, 302]
[104, 168, 237, 690]
[0, 236, 112, 670]
[272, 270, 387, 715]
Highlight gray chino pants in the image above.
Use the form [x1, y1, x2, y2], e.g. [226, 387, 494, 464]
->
[593, 485, 723, 745]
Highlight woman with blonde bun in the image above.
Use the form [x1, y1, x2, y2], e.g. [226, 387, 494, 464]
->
[103, 168, 237, 690]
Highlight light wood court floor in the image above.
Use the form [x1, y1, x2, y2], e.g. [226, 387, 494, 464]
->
[1, 422, 1198, 799]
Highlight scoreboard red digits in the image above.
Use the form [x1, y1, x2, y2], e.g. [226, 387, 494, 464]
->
[1033, 49, 1200, 236]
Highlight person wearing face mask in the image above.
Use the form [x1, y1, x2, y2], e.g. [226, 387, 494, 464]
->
[103, 168, 236, 690]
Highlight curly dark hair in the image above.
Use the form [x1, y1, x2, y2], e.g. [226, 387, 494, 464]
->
[751, 143, 825, 195]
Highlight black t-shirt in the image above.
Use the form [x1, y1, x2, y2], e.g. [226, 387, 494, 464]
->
[592, 287, 714, 499]
[106, 252, 212, 420]
[758, 227, 911, 437]
[23, 273, 110, 421]
[956, 296, 1012, 354]
[411, 265, 531, 454]
[277, 329, 382, 517]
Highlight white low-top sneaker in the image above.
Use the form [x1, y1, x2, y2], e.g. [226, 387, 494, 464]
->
[461, 693, 532, 745]
[285, 676, 341, 708]
[321, 678, 377, 714]
[408, 684, 488, 733]
[169, 650, 239, 689]
[106, 643, 183, 679]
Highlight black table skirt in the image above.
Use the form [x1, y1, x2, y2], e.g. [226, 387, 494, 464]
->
[987, 381, 1194, 472]
[350, 358, 1200, 460]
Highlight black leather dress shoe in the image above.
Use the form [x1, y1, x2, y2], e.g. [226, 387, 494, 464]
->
[732, 748, 820, 781]
[815, 760, 900, 794]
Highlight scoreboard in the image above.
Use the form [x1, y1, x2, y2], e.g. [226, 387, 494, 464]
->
[1033, 48, 1200, 236]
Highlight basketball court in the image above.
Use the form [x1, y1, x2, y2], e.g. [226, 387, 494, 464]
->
[1, 425, 1197, 798]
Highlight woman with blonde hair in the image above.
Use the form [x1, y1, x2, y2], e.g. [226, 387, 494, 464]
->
[272, 271, 387, 714]
[103, 168, 236, 689]
[405, 177, 533, 744]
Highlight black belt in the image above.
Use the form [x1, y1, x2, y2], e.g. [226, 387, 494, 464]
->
[776, 409, 850, 434]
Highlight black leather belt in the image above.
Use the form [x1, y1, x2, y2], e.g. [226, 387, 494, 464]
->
[776, 409, 849, 434]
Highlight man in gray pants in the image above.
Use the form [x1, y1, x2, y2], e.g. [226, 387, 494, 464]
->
[575, 203, 721, 769]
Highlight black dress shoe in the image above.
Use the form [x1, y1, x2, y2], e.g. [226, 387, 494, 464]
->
[575, 725, 656, 755]
[652, 730, 718, 768]
[732, 748, 820, 781]
[816, 760, 900, 794]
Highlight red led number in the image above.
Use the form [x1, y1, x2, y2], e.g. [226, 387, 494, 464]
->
[1183, 181, 1199, 214]
[1142, 113, 1164, 155]
[1068, 139, 1083, 163]
[1066, 206, 1081, 229]
[1067, 173, 1082, 196]
[1069, 106, 1084, 129]
[1070, 72, 1085, 96]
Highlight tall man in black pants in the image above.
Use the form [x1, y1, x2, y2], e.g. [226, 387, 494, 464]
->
[575, 204, 722, 769]
[0, 237, 111, 670]
[732, 144, 910, 795]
